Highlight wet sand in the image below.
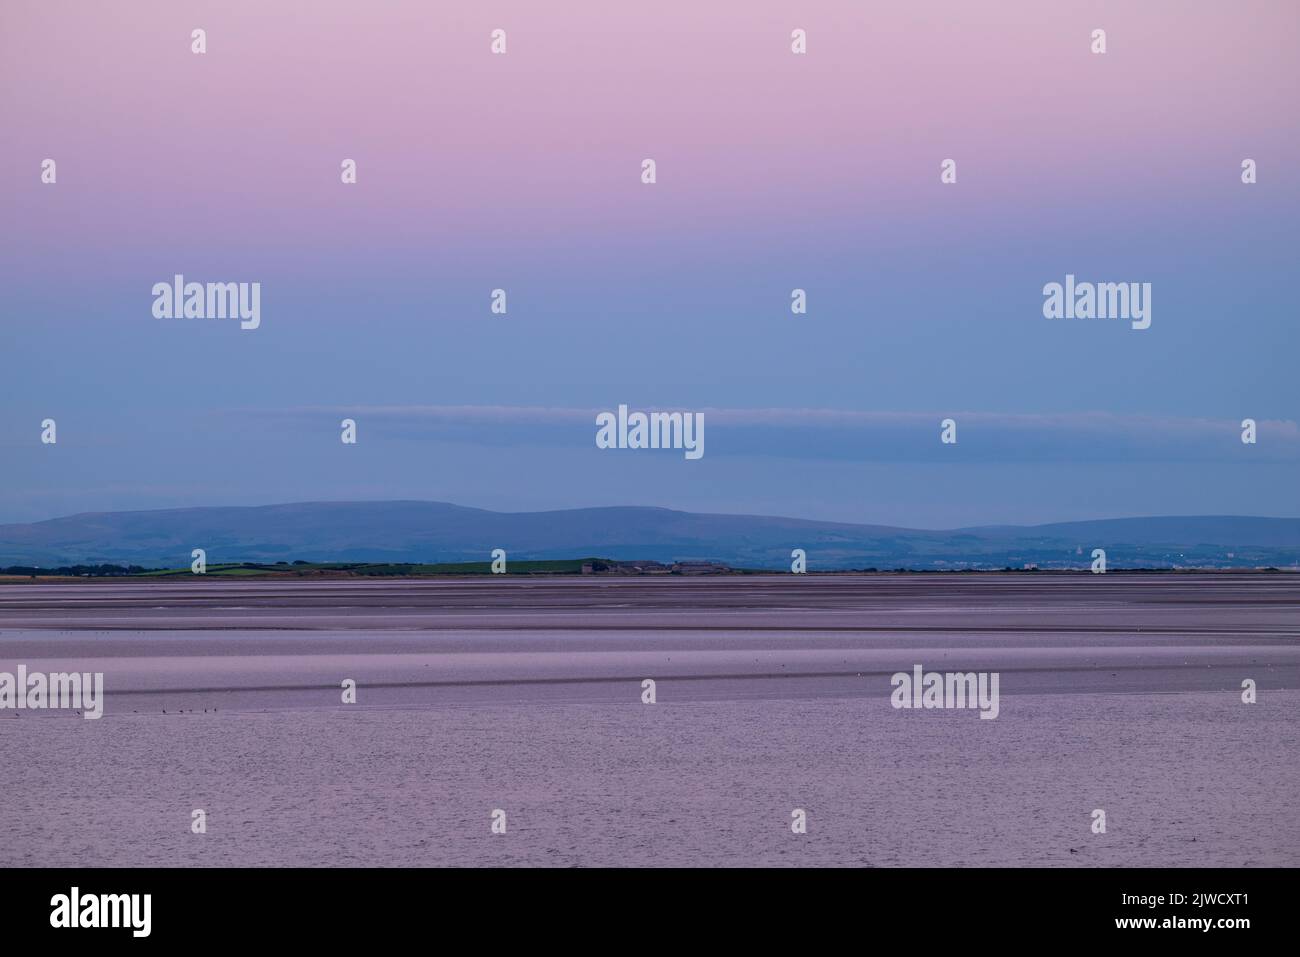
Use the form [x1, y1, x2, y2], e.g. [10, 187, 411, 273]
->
[1, 574, 1297, 866]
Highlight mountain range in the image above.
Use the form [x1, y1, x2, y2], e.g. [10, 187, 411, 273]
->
[1, 502, 1298, 570]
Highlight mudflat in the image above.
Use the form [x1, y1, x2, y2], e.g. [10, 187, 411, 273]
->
[1, 574, 1296, 866]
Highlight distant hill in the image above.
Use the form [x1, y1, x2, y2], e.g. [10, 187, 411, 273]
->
[959, 515, 1300, 548]
[0, 501, 1297, 570]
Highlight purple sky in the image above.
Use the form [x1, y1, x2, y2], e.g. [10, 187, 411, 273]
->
[1, 0, 1297, 527]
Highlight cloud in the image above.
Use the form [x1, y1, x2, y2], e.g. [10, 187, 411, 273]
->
[249, 405, 1300, 464]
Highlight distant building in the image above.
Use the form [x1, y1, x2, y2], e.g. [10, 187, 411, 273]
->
[580, 559, 731, 576]
[671, 561, 729, 576]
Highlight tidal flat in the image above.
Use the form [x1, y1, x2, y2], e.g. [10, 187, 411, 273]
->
[2, 574, 1296, 866]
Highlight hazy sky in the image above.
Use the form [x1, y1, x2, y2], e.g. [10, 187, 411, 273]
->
[2, 0, 1297, 527]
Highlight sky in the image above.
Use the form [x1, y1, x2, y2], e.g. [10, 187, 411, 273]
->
[1, 0, 1297, 528]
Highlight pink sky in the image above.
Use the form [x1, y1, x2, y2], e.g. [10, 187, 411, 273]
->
[3, 0, 1296, 277]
